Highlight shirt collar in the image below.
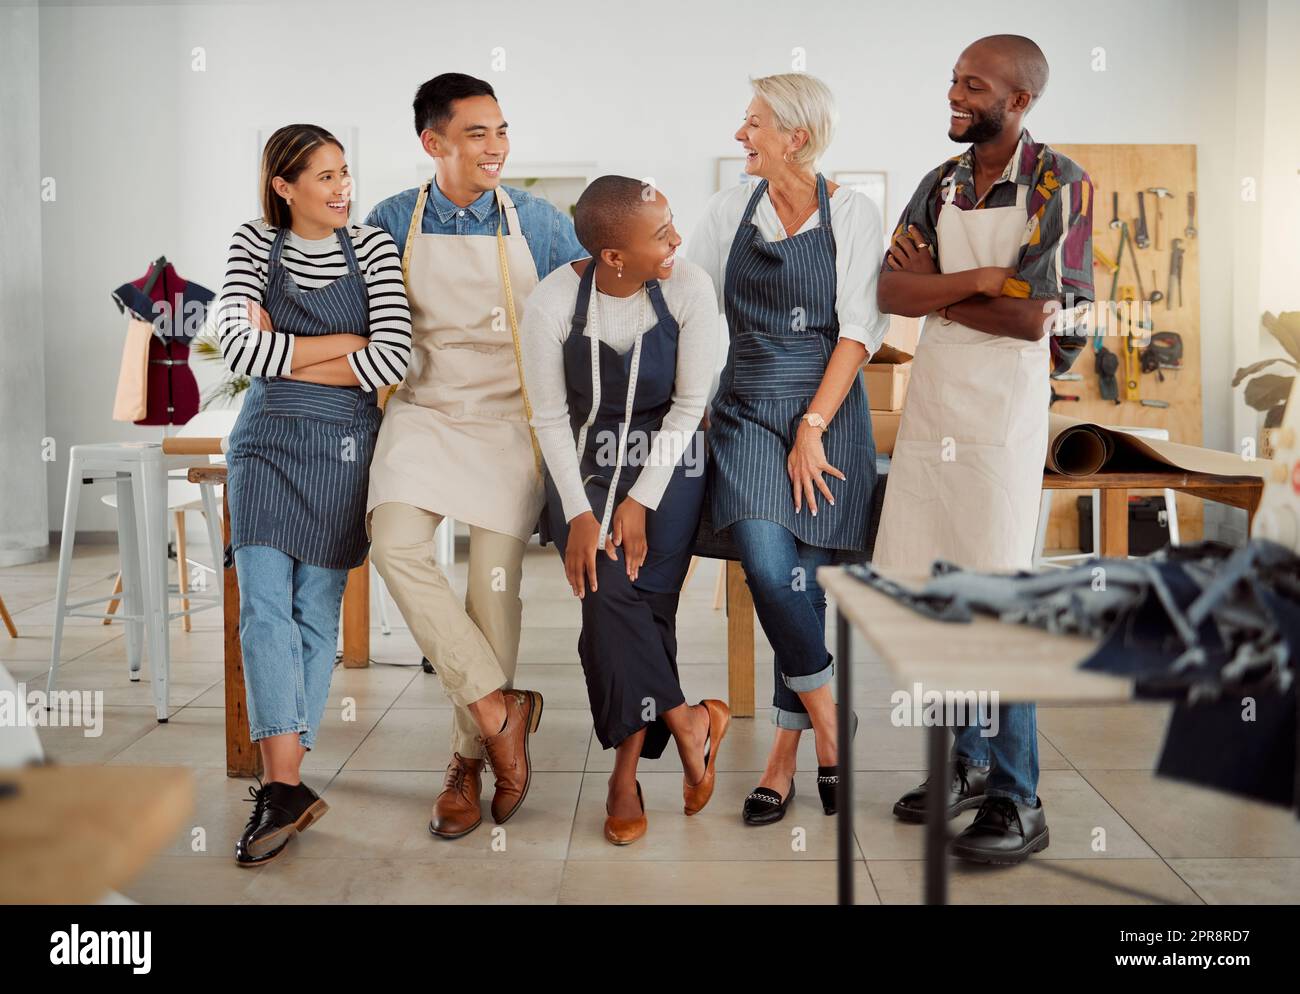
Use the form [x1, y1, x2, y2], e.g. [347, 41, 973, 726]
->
[427, 175, 497, 223]
[953, 128, 1034, 202]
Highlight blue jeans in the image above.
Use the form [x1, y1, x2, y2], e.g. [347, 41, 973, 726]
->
[233, 544, 348, 750]
[953, 704, 1039, 806]
[730, 518, 835, 730]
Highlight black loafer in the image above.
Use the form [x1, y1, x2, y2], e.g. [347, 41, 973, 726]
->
[234, 780, 329, 867]
[817, 711, 860, 816]
[950, 796, 1049, 865]
[742, 778, 795, 826]
[892, 760, 988, 823]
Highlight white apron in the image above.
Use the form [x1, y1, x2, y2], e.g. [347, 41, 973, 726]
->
[366, 183, 544, 541]
[873, 180, 1049, 573]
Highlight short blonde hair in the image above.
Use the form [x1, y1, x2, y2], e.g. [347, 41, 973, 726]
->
[749, 73, 838, 167]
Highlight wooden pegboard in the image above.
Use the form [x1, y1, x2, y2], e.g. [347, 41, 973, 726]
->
[1046, 143, 1203, 549]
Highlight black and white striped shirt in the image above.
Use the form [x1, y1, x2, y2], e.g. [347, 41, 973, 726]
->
[218, 220, 411, 391]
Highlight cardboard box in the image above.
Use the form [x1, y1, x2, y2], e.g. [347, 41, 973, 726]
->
[870, 409, 901, 456]
[862, 360, 911, 412]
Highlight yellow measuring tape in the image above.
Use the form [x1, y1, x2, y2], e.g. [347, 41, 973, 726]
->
[496, 194, 545, 478]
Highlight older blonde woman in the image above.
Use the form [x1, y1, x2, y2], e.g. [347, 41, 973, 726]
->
[689, 73, 889, 825]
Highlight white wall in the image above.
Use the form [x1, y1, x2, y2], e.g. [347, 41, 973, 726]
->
[33, 0, 1273, 533]
[1, 3, 50, 566]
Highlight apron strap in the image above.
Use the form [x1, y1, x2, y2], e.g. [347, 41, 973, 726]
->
[333, 226, 362, 276]
[573, 263, 602, 465]
[268, 225, 290, 267]
[644, 278, 673, 326]
[495, 186, 523, 237]
[739, 179, 768, 226]
[814, 172, 833, 229]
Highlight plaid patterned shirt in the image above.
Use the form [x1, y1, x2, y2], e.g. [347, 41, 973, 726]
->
[884, 129, 1094, 366]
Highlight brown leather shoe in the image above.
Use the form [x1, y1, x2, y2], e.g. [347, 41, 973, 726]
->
[429, 752, 484, 839]
[684, 699, 731, 815]
[480, 689, 544, 824]
[604, 781, 647, 845]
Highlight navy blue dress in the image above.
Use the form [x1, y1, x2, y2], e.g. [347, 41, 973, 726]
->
[226, 226, 381, 570]
[542, 263, 705, 757]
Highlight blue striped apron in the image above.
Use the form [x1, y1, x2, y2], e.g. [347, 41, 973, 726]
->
[541, 263, 706, 593]
[709, 174, 875, 551]
[225, 226, 381, 569]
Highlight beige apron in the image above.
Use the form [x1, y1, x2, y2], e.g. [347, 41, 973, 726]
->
[367, 183, 544, 541]
[873, 180, 1049, 573]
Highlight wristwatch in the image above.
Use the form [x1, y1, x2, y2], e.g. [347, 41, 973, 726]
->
[801, 412, 828, 433]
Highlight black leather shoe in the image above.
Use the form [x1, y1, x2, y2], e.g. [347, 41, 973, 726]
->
[817, 711, 859, 816]
[892, 760, 988, 823]
[742, 778, 796, 826]
[234, 780, 329, 867]
[951, 796, 1050, 865]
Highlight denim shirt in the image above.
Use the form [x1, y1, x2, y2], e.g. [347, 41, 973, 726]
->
[363, 179, 586, 281]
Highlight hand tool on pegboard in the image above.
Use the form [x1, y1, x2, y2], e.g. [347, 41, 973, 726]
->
[1120, 285, 1143, 402]
[1167, 238, 1185, 309]
[1135, 190, 1151, 249]
[1147, 187, 1172, 251]
[1185, 192, 1197, 239]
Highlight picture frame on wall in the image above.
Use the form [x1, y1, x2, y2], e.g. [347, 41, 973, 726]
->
[833, 170, 889, 241]
[716, 156, 751, 193]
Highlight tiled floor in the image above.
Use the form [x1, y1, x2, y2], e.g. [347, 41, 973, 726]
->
[4, 543, 1298, 905]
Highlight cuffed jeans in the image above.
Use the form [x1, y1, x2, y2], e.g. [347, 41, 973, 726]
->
[953, 703, 1039, 806]
[730, 517, 835, 729]
[233, 544, 349, 750]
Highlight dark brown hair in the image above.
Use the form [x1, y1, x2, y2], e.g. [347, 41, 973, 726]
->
[259, 124, 344, 229]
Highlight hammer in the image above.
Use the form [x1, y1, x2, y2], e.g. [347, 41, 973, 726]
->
[1147, 187, 1172, 251]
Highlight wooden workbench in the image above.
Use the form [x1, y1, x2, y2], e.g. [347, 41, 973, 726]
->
[722, 468, 1262, 719]
[0, 765, 193, 903]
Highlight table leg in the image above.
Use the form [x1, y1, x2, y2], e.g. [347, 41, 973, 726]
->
[341, 560, 370, 668]
[221, 488, 260, 779]
[925, 722, 949, 905]
[1099, 487, 1130, 557]
[725, 561, 754, 718]
[836, 609, 854, 906]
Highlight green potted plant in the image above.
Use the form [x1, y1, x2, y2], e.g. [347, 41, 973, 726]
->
[1233, 311, 1298, 455]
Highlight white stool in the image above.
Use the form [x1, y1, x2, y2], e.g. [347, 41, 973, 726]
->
[48, 443, 221, 721]
[1035, 425, 1181, 568]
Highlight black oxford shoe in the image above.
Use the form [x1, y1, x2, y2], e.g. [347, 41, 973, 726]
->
[234, 780, 329, 867]
[892, 760, 989, 823]
[950, 796, 1050, 865]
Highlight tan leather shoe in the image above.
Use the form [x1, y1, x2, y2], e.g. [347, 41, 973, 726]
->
[480, 689, 544, 824]
[604, 781, 647, 845]
[429, 752, 484, 839]
[684, 699, 731, 815]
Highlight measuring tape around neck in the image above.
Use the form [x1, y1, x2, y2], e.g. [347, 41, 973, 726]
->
[575, 278, 648, 549]
[495, 194, 544, 478]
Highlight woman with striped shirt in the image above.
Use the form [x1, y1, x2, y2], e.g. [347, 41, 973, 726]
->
[219, 124, 411, 866]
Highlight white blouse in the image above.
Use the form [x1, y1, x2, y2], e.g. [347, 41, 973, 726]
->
[687, 179, 891, 357]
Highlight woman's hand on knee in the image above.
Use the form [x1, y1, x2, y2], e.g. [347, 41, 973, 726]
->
[612, 497, 647, 583]
[564, 511, 617, 598]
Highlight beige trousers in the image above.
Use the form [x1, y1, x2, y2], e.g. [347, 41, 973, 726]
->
[369, 501, 525, 761]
